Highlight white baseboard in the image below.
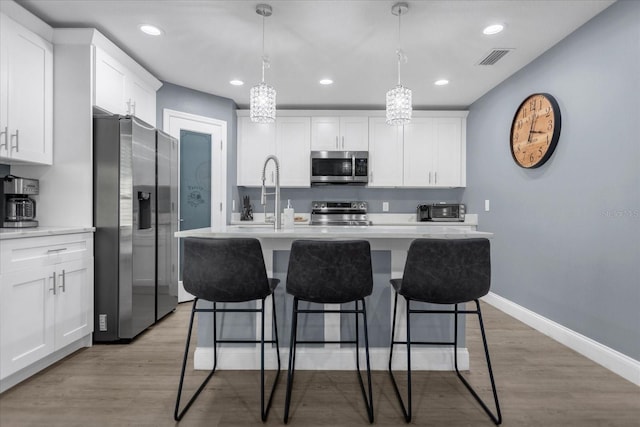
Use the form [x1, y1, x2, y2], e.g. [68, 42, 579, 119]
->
[194, 346, 469, 371]
[482, 292, 640, 386]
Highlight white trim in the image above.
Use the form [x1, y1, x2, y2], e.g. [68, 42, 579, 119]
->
[482, 292, 640, 386]
[193, 346, 469, 371]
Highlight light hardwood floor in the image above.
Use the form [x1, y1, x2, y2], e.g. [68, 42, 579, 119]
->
[1, 301, 638, 426]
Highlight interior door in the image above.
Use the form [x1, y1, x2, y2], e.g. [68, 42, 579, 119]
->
[179, 129, 212, 239]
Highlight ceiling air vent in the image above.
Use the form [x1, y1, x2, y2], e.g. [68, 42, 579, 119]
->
[477, 48, 513, 65]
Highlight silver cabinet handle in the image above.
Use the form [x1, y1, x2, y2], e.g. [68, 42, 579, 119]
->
[434, 171, 438, 184]
[335, 136, 339, 149]
[341, 136, 345, 149]
[47, 247, 68, 253]
[59, 270, 66, 292]
[428, 171, 432, 184]
[0, 126, 7, 151]
[10, 129, 19, 153]
[50, 273, 57, 295]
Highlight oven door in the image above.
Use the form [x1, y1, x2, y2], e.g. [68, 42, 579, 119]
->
[310, 151, 368, 184]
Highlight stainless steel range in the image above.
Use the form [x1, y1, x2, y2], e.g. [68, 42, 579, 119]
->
[310, 201, 370, 226]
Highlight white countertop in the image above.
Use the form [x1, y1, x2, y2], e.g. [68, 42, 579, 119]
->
[176, 223, 491, 240]
[0, 226, 95, 240]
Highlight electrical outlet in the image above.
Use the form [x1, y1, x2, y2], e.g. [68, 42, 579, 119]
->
[485, 200, 490, 212]
[99, 314, 107, 331]
[382, 202, 389, 212]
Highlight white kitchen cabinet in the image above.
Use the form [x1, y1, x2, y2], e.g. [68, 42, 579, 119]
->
[0, 232, 94, 382]
[368, 118, 404, 187]
[0, 13, 53, 165]
[311, 116, 368, 151]
[404, 117, 464, 188]
[237, 117, 276, 186]
[237, 116, 311, 187]
[94, 46, 157, 126]
[368, 116, 465, 188]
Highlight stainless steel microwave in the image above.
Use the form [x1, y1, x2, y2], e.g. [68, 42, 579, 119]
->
[310, 151, 368, 185]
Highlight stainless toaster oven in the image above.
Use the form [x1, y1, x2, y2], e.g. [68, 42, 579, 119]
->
[417, 203, 465, 222]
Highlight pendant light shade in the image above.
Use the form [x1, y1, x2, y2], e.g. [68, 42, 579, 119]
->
[250, 4, 276, 123]
[386, 2, 412, 125]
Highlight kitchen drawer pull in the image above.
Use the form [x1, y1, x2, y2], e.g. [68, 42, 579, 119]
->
[59, 270, 66, 292]
[341, 136, 345, 149]
[50, 273, 56, 295]
[0, 126, 7, 151]
[435, 171, 438, 184]
[428, 171, 432, 184]
[335, 136, 339, 149]
[47, 247, 68, 253]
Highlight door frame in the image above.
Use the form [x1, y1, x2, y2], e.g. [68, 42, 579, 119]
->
[162, 108, 227, 230]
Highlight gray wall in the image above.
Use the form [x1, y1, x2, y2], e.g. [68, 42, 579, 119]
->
[465, 1, 639, 360]
[0, 164, 9, 176]
[156, 82, 238, 221]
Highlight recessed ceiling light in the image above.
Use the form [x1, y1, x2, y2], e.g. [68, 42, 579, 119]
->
[139, 24, 163, 36]
[319, 79, 333, 85]
[230, 79, 244, 86]
[434, 79, 449, 86]
[483, 24, 504, 35]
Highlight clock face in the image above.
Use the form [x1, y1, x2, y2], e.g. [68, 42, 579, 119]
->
[510, 93, 561, 168]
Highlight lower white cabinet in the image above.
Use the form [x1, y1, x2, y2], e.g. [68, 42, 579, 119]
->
[0, 232, 94, 383]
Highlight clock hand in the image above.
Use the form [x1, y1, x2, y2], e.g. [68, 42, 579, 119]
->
[527, 111, 538, 143]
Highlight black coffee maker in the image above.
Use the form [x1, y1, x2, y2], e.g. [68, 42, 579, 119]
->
[1, 175, 39, 228]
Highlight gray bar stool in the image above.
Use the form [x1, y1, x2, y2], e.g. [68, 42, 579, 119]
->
[174, 237, 281, 422]
[283, 240, 374, 424]
[388, 238, 502, 424]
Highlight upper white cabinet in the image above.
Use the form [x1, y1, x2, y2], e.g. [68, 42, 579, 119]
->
[311, 116, 368, 151]
[368, 118, 403, 187]
[0, 13, 53, 165]
[237, 116, 311, 187]
[369, 115, 466, 188]
[94, 46, 157, 126]
[404, 117, 464, 187]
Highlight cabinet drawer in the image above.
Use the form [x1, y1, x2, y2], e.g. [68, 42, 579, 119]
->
[1, 233, 93, 274]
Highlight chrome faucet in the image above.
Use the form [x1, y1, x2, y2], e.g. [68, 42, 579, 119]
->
[260, 155, 281, 230]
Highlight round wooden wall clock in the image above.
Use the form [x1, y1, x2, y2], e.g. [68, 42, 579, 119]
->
[510, 93, 561, 168]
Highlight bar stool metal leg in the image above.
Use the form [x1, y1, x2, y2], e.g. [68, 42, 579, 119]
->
[388, 293, 412, 422]
[174, 299, 217, 421]
[357, 298, 374, 423]
[453, 301, 502, 425]
[283, 297, 299, 424]
[261, 295, 282, 421]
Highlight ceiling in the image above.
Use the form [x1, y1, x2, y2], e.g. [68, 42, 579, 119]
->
[17, 0, 614, 109]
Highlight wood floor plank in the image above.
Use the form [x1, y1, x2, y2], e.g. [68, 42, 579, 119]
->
[0, 301, 638, 426]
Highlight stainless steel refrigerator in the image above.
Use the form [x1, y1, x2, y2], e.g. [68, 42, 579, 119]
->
[93, 115, 178, 342]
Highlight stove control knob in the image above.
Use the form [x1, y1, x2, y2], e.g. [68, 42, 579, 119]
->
[359, 202, 366, 210]
[351, 202, 357, 208]
[313, 203, 318, 209]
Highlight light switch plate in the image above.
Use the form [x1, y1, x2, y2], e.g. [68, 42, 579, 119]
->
[382, 202, 389, 212]
[485, 200, 490, 212]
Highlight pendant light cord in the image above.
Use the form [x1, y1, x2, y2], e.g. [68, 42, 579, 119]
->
[396, 10, 402, 86]
[261, 14, 266, 83]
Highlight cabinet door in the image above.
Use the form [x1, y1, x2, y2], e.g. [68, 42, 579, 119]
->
[94, 47, 127, 115]
[276, 117, 311, 187]
[54, 259, 94, 350]
[237, 117, 276, 186]
[0, 268, 55, 379]
[340, 117, 369, 151]
[403, 118, 436, 187]
[311, 117, 340, 150]
[433, 118, 463, 187]
[368, 118, 403, 187]
[0, 14, 52, 165]
[129, 76, 156, 126]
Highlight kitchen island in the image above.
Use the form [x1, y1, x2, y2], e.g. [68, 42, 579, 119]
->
[175, 224, 493, 372]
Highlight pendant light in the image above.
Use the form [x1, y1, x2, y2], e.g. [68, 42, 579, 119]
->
[386, 2, 412, 125]
[250, 4, 276, 123]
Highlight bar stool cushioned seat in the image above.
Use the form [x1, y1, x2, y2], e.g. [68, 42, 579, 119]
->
[388, 238, 502, 424]
[284, 240, 374, 423]
[174, 237, 281, 422]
